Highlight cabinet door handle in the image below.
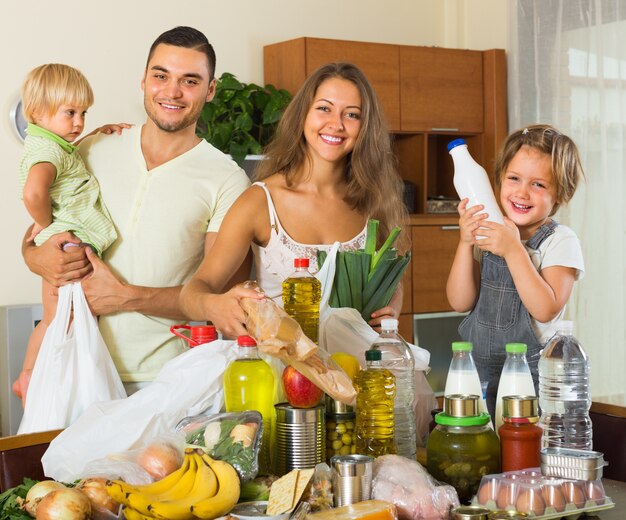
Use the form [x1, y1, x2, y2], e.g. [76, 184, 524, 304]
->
[441, 225, 460, 231]
[430, 127, 460, 132]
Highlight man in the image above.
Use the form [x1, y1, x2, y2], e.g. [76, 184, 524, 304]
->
[18, 26, 250, 395]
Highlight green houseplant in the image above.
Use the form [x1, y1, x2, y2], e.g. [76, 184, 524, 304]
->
[196, 72, 292, 166]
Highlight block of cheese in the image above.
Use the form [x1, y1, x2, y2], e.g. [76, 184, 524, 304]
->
[308, 500, 397, 520]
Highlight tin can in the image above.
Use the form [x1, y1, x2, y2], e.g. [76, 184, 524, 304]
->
[274, 403, 325, 475]
[330, 454, 373, 507]
[450, 506, 491, 520]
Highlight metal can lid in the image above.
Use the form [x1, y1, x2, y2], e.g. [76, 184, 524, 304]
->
[488, 511, 529, 519]
[444, 394, 480, 417]
[502, 395, 539, 419]
[450, 505, 491, 519]
[325, 395, 355, 415]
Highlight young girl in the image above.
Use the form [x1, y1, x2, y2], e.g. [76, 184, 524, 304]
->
[180, 62, 409, 338]
[446, 124, 585, 418]
[14, 63, 129, 405]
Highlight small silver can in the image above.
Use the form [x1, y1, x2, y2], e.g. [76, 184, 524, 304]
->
[330, 454, 374, 507]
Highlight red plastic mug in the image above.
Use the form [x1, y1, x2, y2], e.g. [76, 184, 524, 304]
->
[170, 324, 217, 347]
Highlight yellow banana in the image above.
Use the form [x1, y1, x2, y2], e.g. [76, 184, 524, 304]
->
[122, 506, 156, 520]
[148, 452, 218, 520]
[106, 448, 192, 505]
[191, 454, 241, 519]
[127, 453, 199, 515]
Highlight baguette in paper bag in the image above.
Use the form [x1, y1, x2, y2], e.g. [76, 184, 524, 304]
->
[241, 283, 356, 406]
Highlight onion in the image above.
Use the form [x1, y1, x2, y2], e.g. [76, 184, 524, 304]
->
[137, 441, 182, 480]
[24, 481, 66, 517]
[76, 477, 119, 514]
[35, 488, 90, 520]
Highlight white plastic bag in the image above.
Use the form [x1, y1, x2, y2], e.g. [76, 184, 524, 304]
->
[42, 339, 235, 482]
[18, 282, 126, 434]
[316, 242, 436, 443]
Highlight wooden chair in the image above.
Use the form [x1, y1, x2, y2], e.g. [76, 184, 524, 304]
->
[0, 430, 62, 492]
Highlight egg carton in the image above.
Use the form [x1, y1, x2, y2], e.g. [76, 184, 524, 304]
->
[471, 468, 615, 519]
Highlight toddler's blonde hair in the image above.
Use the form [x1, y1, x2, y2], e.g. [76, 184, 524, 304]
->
[494, 124, 585, 215]
[21, 63, 94, 123]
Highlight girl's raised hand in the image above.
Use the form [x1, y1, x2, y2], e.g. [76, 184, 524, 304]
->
[458, 198, 488, 245]
[96, 123, 134, 135]
[474, 217, 520, 257]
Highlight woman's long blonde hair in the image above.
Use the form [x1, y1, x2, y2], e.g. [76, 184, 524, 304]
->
[254, 62, 409, 252]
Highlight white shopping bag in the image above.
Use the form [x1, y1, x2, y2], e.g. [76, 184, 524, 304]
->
[18, 282, 126, 434]
[316, 242, 436, 443]
[42, 339, 235, 482]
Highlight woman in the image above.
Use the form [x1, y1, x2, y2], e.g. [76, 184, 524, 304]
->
[180, 62, 409, 338]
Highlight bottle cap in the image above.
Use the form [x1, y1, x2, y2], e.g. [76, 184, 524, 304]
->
[190, 325, 217, 345]
[502, 395, 539, 422]
[506, 342, 527, 353]
[380, 318, 398, 331]
[237, 335, 257, 347]
[447, 138, 467, 152]
[294, 257, 309, 268]
[365, 349, 381, 361]
[452, 341, 473, 352]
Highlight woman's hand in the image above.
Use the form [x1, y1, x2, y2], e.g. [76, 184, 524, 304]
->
[204, 284, 266, 340]
[12, 369, 32, 408]
[367, 305, 399, 332]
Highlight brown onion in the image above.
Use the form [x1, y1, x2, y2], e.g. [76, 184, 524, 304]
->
[24, 481, 66, 517]
[35, 488, 90, 519]
[76, 477, 119, 514]
[137, 442, 182, 480]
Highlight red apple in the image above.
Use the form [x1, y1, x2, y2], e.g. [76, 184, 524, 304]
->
[282, 366, 323, 408]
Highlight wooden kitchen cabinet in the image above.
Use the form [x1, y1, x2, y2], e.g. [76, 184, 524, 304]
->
[399, 46, 484, 133]
[264, 37, 400, 130]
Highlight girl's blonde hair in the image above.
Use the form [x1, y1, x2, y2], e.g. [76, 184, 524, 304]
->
[494, 124, 585, 215]
[253, 62, 409, 252]
[21, 64, 94, 123]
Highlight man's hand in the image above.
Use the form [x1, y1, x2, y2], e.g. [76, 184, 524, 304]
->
[81, 247, 129, 315]
[23, 229, 92, 286]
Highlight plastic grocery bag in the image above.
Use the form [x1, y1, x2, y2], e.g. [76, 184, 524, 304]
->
[316, 242, 436, 444]
[42, 339, 235, 482]
[18, 282, 126, 434]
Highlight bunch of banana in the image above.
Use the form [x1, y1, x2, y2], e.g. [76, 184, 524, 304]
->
[106, 447, 241, 520]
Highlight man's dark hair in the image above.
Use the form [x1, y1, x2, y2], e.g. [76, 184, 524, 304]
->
[147, 26, 216, 81]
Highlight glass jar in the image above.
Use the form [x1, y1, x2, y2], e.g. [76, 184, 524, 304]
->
[427, 394, 500, 503]
[325, 396, 356, 462]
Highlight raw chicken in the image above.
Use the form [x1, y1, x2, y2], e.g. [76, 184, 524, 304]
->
[371, 455, 459, 520]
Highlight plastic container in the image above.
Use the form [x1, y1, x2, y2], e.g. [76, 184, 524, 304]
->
[282, 257, 321, 344]
[444, 341, 491, 424]
[473, 468, 614, 518]
[354, 349, 396, 457]
[223, 335, 275, 473]
[495, 343, 536, 432]
[448, 139, 504, 237]
[369, 318, 416, 459]
[325, 396, 356, 462]
[540, 447, 606, 481]
[499, 396, 542, 472]
[538, 321, 592, 450]
[170, 323, 217, 347]
[427, 394, 500, 503]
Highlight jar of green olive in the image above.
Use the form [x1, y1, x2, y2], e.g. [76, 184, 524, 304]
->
[325, 396, 356, 462]
[427, 394, 500, 503]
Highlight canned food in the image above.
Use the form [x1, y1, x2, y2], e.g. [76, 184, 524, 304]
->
[487, 511, 529, 519]
[450, 505, 491, 519]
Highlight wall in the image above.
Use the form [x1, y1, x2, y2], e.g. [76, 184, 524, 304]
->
[0, 0, 507, 306]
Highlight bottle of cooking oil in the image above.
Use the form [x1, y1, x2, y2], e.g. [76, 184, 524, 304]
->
[354, 349, 397, 457]
[282, 257, 321, 344]
[223, 335, 275, 473]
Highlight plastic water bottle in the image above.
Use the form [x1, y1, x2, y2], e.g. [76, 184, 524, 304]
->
[282, 258, 321, 344]
[538, 321, 592, 450]
[369, 318, 416, 459]
[448, 139, 504, 238]
[354, 349, 396, 457]
[223, 335, 275, 473]
[444, 341, 491, 425]
[495, 343, 536, 432]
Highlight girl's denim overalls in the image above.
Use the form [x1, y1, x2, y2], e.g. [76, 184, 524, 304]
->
[458, 219, 557, 419]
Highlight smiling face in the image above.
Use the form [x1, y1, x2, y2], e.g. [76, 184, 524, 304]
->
[303, 77, 362, 167]
[142, 43, 215, 133]
[34, 104, 88, 143]
[500, 145, 558, 239]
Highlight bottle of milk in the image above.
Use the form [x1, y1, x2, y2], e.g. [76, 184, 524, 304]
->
[495, 343, 536, 432]
[444, 341, 491, 427]
[448, 139, 504, 238]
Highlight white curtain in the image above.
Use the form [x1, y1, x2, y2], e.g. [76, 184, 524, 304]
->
[508, 0, 626, 401]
